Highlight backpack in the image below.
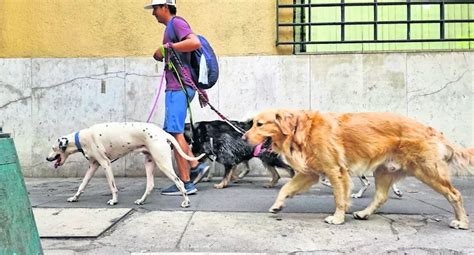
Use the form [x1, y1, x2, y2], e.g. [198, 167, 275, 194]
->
[167, 17, 219, 90]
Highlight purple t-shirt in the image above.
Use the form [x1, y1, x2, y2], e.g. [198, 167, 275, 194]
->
[163, 16, 193, 91]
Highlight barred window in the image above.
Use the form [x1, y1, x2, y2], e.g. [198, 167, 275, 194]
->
[276, 0, 474, 53]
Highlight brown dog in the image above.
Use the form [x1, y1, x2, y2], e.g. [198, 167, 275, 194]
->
[243, 109, 474, 229]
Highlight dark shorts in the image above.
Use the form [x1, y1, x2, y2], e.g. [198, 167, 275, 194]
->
[163, 87, 196, 134]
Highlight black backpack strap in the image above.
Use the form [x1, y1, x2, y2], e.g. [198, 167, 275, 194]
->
[167, 16, 179, 43]
[167, 17, 195, 90]
[167, 16, 192, 43]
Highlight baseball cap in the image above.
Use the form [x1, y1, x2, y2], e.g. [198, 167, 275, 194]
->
[144, 0, 176, 9]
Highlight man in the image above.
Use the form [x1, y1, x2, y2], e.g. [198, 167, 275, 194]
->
[145, 0, 209, 195]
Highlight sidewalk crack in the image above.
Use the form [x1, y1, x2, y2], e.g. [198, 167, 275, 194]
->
[175, 211, 195, 251]
[380, 215, 401, 241]
[405, 193, 452, 214]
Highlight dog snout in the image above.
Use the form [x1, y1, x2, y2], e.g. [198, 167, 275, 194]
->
[46, 154, 60, 162]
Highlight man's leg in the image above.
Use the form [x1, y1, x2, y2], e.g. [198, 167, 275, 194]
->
[162, 133, 198, 195]
[172, 133, 196, 182]
[173, 133, 199, 169]
[172, 132, 209, 185]
[162, 88, 207, 195]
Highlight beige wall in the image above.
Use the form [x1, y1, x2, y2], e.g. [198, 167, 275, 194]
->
[0, 0, 293, 58]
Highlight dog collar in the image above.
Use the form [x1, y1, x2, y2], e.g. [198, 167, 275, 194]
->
[74, 132, 83, 152]
[74, 131, 88, 159]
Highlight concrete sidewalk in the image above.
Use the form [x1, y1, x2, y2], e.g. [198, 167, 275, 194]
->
[26, 176, 474, 254]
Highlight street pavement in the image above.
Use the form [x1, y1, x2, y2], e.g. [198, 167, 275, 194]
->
[25, 176, 474, 254]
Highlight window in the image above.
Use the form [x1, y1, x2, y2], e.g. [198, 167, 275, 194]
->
[276, 0, 474, 53]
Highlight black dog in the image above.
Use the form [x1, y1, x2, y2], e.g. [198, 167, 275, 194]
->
[184, 120, 294, 189]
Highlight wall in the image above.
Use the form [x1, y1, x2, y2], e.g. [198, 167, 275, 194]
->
[0, 1, 473, 177]
[0, 0, 292, 58]
[0, 52, 472, 177]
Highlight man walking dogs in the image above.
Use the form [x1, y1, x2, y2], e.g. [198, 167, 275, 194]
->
[145, 0, 209, 195]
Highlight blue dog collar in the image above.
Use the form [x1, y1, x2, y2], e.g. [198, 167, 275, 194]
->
[74, 131, 84, 153]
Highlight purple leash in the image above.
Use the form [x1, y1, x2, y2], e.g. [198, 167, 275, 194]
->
[146, 69, 166, 123]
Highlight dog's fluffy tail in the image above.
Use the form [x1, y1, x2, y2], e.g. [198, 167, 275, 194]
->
[165, 133, 206, 161]
[448, 147, 474, 175]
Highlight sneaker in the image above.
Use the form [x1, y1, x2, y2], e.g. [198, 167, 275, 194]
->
[189, 165, 207, 181]
[161, 181, 197, 196]
[190, 169, 199, 182]
[190, 162, 210, 184]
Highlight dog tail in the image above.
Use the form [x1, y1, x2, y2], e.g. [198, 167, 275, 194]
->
[448, 147, 474, 176]
[165, 133, 206, 161]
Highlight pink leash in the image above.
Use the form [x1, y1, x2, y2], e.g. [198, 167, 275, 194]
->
[146, 71, 166, 123]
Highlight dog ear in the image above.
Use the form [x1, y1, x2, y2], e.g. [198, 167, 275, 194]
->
[58, 137, 69, 152]
[292, 112, 308, 146]
[275, 111, 296, 136]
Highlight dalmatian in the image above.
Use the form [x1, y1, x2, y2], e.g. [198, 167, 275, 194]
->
[46, 122, 204, 208]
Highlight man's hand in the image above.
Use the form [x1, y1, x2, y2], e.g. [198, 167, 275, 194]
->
[153, 48, 164, 61]
[153, 43, 173, 61]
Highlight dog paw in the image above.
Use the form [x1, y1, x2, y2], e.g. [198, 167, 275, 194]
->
[351, 193, 362, 199]
[134, 199, 145, 205]
[107, 199, 118, 206]
[449, 220, 469, 230]
[181, 200, 190, 208]
[321, 180, 332, 187]
[67, 196, 78, 202]
[264, 183, 276, 188]
[269, 206, 283, 214]
[393, 190, 403, 198]
[324, 215, 345, 225]
[214, 183, 226, 189]
[353, 211, 370, 220]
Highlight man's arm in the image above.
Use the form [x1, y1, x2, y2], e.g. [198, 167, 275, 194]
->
[173, 33, 201, 52]
[153, 34, 201, 61]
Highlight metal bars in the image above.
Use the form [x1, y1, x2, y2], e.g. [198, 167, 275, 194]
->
[407, 0, 411, 40]
[341, 0, 345, 41]
[276, 0, 474, 48]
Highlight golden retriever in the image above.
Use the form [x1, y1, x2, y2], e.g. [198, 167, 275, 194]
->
[243, 109, 474, 229]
